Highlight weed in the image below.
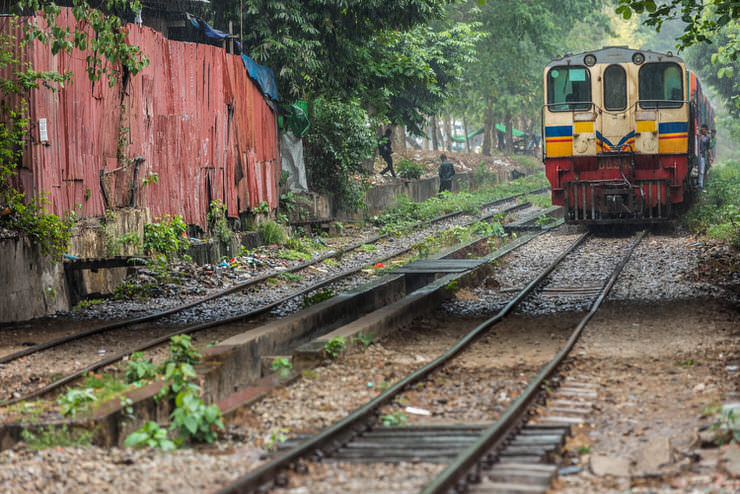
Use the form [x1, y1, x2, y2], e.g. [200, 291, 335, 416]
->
[333, 221, 345, 235]
[525, 193, 553, 208]
[323, 258, 339, 267]
[163, 335, 200, 367]
[710, 407, 740, 445]
[302, 290, 335, 308]
[352, 332, 374, 348]
[21, 425, 94, 449]
[676, 360, 697, 366]
[358, 243, 378, 253]
[577, 445, 591, 454]
[277, 249, 308, 261]
[124, 421, 176, 450]
[72, 298, 105, 310]
[57, 388, 97, 417]
[324, 336, 346, 359]
[535, 214, 556, 226]
[397, 159, 423, 179]
[260, 220, 287, 245]
[124, 352, 157, 384]
[252, 201, 270, 215]
[445, 280, 460, 292]
[143, 215, 189, 257]
[278, 272, 303, 282]
[284, 235, 314, 254]
[271, 357, 293, 378]
[141, 171, 158, 186]
[169, 391, 224, 445]
[265, 427, 289, 452]
[380, 412, 407, 427]
[207, 200, 232, 243]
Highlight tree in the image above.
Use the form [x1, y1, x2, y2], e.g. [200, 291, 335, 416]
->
[616, 0, 740, 113]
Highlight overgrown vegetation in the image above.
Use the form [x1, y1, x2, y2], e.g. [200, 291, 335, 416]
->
[684, 161, 740, 248]
[207, 200, 232, 243]
[143, 215, 190, 257]
[397, 159, 424, 179]
[304, 98, 376, 210]
[0, 2, 148, 261]
[371, 173, 548, 236]
[323, 336, 346, 359]
[21, 425, 94, 449]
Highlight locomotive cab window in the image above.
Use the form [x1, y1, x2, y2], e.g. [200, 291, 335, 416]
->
[603, 64, 626, 111]
[639, 62, 683, 109]
[547, 66, 591, 111]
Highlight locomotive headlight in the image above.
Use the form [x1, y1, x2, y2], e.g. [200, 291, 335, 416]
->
[632, 52, 645, 65]
[584, 54, 597, 66]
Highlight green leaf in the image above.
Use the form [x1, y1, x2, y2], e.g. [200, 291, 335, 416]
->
[124, 432, 149, 446]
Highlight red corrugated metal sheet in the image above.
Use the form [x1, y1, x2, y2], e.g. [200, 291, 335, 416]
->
[3, 9, 279, 228]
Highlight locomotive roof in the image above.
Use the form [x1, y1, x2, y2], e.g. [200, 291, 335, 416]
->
[546, 46, 684, 68]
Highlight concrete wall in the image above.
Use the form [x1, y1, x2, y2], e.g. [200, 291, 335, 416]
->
[291, 168, 515, 222]
[0, 236, 69, 321]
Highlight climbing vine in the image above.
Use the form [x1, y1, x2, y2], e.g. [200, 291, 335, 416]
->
[0, 1, 148, 259]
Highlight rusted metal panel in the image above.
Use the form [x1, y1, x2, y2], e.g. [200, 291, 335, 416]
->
[4, 9, 279, 228]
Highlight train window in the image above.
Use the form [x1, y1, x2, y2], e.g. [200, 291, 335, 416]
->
[603, 65, 626, 111]
[547, 66, 591, 111]
[639, 62, 683, 109]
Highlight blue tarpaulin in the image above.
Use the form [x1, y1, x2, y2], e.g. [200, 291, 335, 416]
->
[189, 16, 242, 53]
[241, 54, 279, 102]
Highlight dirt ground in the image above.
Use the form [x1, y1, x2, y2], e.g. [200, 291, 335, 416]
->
[554, 299, 739, 492]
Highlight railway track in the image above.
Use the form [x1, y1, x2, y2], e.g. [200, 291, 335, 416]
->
[0, 192, 545, 406]
[216, 230, 647, 494]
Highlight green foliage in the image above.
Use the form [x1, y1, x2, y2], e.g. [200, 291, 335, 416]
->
[304, 98, 376, 210]
[445, 280, 460, 292]
[323, 258, 339, 267]
[140, 171, 158, 187]
[252, 201, 270, 215]
[684, 161, 740, 248]
[324, 336, 346, 359]
[302, 290, 335, 308]
[711, 408, 740, 445]
[284, 235, 314, 254]
[164, 335, 201, 367]
[358, 243, 378, 253]
[57, 388, 97, 417]
[352, 332, 375, 348]
[207, 200, 232, 243]
[125, 352, 157, 384]
[380, 412, 408, 427]
[271, 357, 293, 378]
[124, 421, 176, 450]
[397, 159, 424, 180]
[16, 0, 149, 87]
[143, 215, 190, 257]
[535, 214, 557, 226]
[170, 391, 224, 445]
[72, 298, 104, 310]
[265, 427, 289, 452]
[260, 220, 287, 245]
[278, 249, 308, 261]
[278, 272, 303, 282]
[22, 425, 94, 450]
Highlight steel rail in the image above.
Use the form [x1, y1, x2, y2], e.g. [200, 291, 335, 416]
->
[215, 231, 588, 494]
[0, 191, 541, 366]
[422, 229, 647, 494]
[0, 201, 537, 407]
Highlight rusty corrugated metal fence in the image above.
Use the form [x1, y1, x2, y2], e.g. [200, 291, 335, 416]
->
[2, 9, 279, 228]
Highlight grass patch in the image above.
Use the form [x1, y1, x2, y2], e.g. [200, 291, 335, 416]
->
[22, 425, 94, 449]
[684, 160, 740, 248]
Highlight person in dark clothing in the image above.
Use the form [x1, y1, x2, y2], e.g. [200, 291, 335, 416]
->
[438, 154, 455, 193]
[378, 128, 396, 177]
[698, 124, 710, 189]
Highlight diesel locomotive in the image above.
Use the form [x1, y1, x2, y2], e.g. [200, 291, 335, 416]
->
[542, 46, 714, 223]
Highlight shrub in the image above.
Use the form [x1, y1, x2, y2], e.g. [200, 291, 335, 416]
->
[397, 159, 423, 179]
[143, 215, 189, 257]
[304, 98, 376, 210]
[260, 220, 287, 245]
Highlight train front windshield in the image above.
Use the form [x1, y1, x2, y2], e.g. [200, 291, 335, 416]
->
[547, 66, 591, 111]
[639, 62, 683, 108]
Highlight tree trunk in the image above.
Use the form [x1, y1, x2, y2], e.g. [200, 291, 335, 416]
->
[392, 125, 405, 151]
[431, 116, 439, 151]
[481, 99, 494, 156]
[505, 110, 513, 155]
[444, 116, 452, 152]
[463, 114, 471, 153]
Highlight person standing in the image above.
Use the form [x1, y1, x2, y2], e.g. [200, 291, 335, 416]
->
[378, 128, 396, 177]
[698, 124, 710, 190]
[438, 154, 455, 193]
